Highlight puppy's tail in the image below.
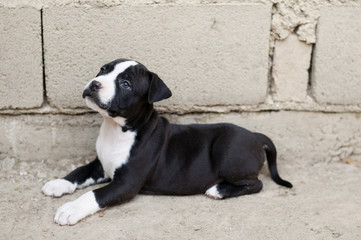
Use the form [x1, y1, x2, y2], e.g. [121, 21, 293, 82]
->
[255, 133, 293, 188]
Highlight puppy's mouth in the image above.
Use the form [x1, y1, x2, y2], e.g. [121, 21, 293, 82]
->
[82, 88, 109, 110]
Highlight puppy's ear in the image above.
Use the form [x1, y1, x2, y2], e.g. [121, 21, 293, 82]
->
[148, 72, 172, 103]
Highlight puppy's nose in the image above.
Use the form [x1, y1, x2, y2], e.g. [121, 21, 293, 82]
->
[90, 80, 102, 92]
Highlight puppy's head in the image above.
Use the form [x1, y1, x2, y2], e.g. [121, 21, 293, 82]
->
[83, 59, 172, 120]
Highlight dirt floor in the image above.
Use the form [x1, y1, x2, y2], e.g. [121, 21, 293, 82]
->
[0, 157, 360, 240]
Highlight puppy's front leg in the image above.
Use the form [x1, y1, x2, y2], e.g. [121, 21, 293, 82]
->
[54, 190, 99, 225]
[54, 167, 145, 225]
[42, 157, 109, 197]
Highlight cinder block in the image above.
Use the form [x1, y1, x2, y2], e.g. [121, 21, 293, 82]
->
[273, 34, 312, 102]
[0, 114, 101, 161]
[313, 6, 361, 104]
[0, 7, 43, 109]
[43, 4, 271, 109]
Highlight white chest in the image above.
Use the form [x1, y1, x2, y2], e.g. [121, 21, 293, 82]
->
[96, 119, 136, 179]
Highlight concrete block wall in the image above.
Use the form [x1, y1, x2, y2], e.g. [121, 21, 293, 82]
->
[1, 0, 361, 166]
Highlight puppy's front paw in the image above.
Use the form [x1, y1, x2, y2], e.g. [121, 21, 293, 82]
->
[54, 191, 100, 226]
[42, 179, 76, 197]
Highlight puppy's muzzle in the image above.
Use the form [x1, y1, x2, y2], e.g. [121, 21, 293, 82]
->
[83, 80, 102, 99]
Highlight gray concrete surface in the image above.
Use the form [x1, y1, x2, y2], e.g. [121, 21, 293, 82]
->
[1, 158, 360, 239]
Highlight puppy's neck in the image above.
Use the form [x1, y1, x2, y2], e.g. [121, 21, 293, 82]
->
[100, 115, 127, 130]
[125, 104, 158, 132]
[100, 104, 157, 132]
[112, 116, 127, 126]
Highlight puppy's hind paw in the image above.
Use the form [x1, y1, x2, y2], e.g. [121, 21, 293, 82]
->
[42, 179, 76, 197]
[205, 184, 223, 200]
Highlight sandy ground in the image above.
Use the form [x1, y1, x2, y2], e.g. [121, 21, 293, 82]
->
[0, 158, 360, 240]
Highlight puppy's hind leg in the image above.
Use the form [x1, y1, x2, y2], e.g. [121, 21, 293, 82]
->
[205, 179, 263, 200]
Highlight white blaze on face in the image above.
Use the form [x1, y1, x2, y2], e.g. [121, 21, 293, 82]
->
[85, 60, 138, 106]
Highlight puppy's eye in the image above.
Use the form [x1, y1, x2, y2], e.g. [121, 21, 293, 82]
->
[96, 66, 107, 77]
[120, 80, 131, 90]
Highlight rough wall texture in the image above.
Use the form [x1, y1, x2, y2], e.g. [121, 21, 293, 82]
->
[43, 4, 271, 108]
[1, 112, 360, 165]
[272, 33, 312, 102]
[1, 0, 361, 166]
[312, 6, 361, 104]
[0, 7, 43, 109]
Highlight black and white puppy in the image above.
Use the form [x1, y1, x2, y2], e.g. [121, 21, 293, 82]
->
[42, 58, 292, 225]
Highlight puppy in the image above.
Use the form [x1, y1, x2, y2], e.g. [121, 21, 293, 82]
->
[42, 58, 292, 225]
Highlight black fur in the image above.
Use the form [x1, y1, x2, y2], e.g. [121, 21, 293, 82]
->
[64, 157, 110, 186]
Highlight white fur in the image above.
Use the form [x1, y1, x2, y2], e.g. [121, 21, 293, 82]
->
[85, 97, 108, 117]
[77, 177, 108, 189]
[113, 116, 126, 126]
[54, 191, 100, 225]
[96, 117, 136, 179]
[85, 61, 138, 106]
[205, 184, 223, 199]
[43, 177, 108, 197]
[42, 179, 77, 197]
[76, 178, 95, 189]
